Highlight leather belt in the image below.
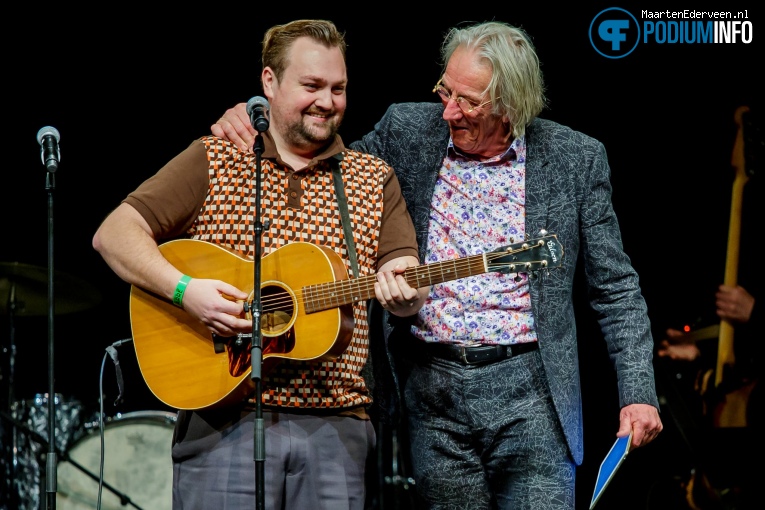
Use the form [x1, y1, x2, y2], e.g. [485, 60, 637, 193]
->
[424, 341, 539, 365]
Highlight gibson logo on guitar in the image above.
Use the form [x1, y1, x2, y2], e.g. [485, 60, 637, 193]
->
[547, 239, 560, 264]
[129, 235, 564, 410]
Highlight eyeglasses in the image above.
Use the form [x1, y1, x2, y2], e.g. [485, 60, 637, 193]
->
[432, 78, 495, 114]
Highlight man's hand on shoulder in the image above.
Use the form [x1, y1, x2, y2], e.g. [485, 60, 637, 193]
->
[211, 102, 256, 152]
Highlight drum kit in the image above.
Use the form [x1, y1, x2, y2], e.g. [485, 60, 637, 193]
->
[1, 261, 175, 510]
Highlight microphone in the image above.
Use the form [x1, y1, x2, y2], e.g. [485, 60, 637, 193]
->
[36, 126, 61, 172]
[246, 96, 270, 132]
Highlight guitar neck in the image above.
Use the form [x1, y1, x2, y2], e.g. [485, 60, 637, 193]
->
[715, 105, 751, 387]
[303, 253, 488, 313]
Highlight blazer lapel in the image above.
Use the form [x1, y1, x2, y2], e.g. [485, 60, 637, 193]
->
[524, 119, 552, 241]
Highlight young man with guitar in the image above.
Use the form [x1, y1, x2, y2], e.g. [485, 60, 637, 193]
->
[92, 19, 429, 510]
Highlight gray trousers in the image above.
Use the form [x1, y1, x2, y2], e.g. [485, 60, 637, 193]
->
[404, 348, 575, 510]
[172, 409, 375, 510]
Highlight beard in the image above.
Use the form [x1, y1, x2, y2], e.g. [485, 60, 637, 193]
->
[280, 110, 343, 150]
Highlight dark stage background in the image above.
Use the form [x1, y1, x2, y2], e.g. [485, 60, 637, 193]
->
[2, 4, 762, 509]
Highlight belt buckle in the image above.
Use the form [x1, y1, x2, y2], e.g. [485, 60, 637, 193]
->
[460, 347, 471, 365]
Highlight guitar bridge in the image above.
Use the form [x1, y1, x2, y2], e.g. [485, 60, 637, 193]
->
[212, 334, 227, 354]
[210, 334, 253, 378]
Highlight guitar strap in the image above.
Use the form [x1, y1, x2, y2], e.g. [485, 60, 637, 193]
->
[332, 155, 374, 404]
[330, 156, 360, 278]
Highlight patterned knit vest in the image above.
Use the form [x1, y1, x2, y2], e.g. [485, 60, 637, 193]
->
[189, 136, 388, 409]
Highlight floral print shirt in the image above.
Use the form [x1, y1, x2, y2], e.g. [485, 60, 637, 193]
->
[411, 136, 539, 346]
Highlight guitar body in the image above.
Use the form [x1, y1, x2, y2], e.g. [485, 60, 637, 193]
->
[713, 380, 757, 428]
[696, 366, 757, 428]
[129, 240, 353, 410]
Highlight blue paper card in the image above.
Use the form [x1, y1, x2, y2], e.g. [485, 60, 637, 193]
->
[590, 431, 633, 509]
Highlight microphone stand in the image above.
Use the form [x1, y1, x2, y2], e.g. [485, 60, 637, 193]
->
[247, 132, 267, 510]
[44, 150, 58, 509]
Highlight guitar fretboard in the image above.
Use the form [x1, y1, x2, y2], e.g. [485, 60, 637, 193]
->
[302, 237, 557, 314]
[303, 254, 488, 313]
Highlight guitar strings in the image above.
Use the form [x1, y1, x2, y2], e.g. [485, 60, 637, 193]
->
[257, 244, 549, 315]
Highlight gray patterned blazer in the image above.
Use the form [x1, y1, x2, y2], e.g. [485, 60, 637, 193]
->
[352, 102, 659, 465]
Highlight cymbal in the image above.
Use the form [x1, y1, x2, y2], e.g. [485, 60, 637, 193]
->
[0, 262, 102, 316]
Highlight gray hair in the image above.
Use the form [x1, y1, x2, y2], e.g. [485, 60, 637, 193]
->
[441, 21, 547, 136]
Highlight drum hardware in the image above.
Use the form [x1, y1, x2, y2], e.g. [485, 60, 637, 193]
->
[1, 403, 175, 510]
[0, 262, 102, 318]
[1, 394, 84, 510]
[376, 421, 417, 510]
[1, 261, 102, 508]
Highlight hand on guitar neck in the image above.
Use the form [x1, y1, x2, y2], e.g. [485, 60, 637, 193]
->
[657, 284, 755, 362]
[715, 284, 755, 324]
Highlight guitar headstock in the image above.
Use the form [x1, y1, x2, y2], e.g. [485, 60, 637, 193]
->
[488, 234, 564, 274]
[732, 106, 751, 184]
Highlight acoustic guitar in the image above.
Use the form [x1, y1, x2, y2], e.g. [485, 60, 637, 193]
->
[129, 235, 564, 410]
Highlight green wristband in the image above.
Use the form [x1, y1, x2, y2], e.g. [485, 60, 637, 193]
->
[172, 275, 192, 307]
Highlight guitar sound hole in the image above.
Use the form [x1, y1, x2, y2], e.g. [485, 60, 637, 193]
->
[261, 284, 294, 333]
[263, 310, 291, 333]
[261, 284, 296, 355]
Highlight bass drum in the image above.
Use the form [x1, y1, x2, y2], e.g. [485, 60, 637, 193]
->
[56, 410, 177, 510]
